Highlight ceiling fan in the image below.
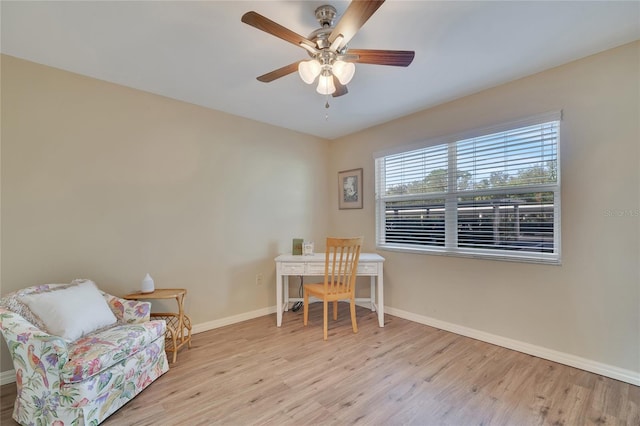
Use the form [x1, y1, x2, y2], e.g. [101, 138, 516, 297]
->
[241, 0, 415, 98]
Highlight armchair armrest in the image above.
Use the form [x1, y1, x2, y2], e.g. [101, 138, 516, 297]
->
[104, 294, 151, 323]
[0, 308, 69, 391]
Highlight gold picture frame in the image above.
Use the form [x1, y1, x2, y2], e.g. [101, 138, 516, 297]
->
[338, 168, 363, 209]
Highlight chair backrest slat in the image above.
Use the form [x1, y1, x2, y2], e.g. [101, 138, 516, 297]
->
[324, 237, 363, 295]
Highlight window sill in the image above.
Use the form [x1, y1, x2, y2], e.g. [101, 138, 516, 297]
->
[377, 243, 561, 265]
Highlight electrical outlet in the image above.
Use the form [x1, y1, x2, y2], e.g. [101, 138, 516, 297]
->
[256, 273, 263, 286]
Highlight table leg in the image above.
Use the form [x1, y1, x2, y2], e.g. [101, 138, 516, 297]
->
[176, 294, 184, 344]
[169, 326, 178, 364]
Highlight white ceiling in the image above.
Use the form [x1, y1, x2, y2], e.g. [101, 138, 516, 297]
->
[2, 1, 639, 140]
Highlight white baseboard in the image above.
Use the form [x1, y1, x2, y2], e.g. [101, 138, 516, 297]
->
[384, 306, 640, 386]
[191, 306, 276, 335]
[3, 304, 638, 387]
[1, 369, 16, 386]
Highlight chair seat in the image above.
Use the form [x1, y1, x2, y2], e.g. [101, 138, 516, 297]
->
[303, 283, 351, 301]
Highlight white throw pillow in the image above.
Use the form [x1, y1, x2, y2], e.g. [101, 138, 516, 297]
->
[20, 280, 117, 341]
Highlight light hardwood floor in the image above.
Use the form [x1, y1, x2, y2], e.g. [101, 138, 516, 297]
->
[2, 304, 639, 425]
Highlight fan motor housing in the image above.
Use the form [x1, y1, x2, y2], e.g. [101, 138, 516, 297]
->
[308, 28, 333, 50]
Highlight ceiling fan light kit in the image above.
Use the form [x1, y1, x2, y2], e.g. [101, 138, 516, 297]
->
[298, 59, 322, 84]
[317, 72, 336, 95]
[241, 0, 415, 101]
[299, 58, 354, 94]
[331, 60, 355, 85]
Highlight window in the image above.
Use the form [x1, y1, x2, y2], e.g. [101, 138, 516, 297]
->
[375, 112, 561, 264]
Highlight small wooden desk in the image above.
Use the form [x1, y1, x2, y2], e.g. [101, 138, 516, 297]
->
[275, 253, 385, 328]
[123, 288, 192, 363]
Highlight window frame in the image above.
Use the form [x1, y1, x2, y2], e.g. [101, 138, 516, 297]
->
[374, 112, 562, 264]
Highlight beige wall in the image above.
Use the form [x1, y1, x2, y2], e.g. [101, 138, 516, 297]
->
[329, 41, 640, 375]
[0, 55, 330, 371]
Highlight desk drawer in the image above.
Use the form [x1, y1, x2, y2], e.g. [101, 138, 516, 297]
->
[305, 263, 326, 275]
[281, 263, 305, 274]
[357, 263, 378, 275]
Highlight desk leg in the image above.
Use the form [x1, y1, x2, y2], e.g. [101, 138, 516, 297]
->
[276, 266, 283, 327]
[284, 275, 289, 311]
[370, 276, 376, 311]
[377, 269, 384, 327]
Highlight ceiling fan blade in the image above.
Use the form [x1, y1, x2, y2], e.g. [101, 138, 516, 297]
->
[332, 76, 348, 97]
[346, 49, 415, 67]
[242, 11, 316, 50]
[328, 0, 385, 50]
[257, 61, 302, 83]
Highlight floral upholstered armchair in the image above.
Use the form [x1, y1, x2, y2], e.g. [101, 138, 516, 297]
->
[0, 279, 169, 425]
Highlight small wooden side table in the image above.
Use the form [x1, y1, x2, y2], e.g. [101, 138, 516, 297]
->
[123, 288, 192, 363]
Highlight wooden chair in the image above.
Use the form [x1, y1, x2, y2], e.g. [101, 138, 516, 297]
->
[303, 237, 363, 340]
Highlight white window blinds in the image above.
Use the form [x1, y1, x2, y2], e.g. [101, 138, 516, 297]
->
[375, 113, 561, 264]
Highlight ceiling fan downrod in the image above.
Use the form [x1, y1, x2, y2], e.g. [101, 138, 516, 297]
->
[315, 5, 337, 28]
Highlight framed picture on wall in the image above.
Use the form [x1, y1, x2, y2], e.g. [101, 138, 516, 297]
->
[338, 168, 363, 209]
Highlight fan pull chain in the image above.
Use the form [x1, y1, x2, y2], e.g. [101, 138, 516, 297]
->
[325, 94, 330, 121]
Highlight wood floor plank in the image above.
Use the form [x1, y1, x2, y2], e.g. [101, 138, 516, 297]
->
[1, 303, 638, 425]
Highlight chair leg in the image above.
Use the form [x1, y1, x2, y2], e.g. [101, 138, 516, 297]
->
[350, 298, 358, 334]
[303, 290, 309, 326]
[333, 300, 338, 321]
[323, 299, 328, 341]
